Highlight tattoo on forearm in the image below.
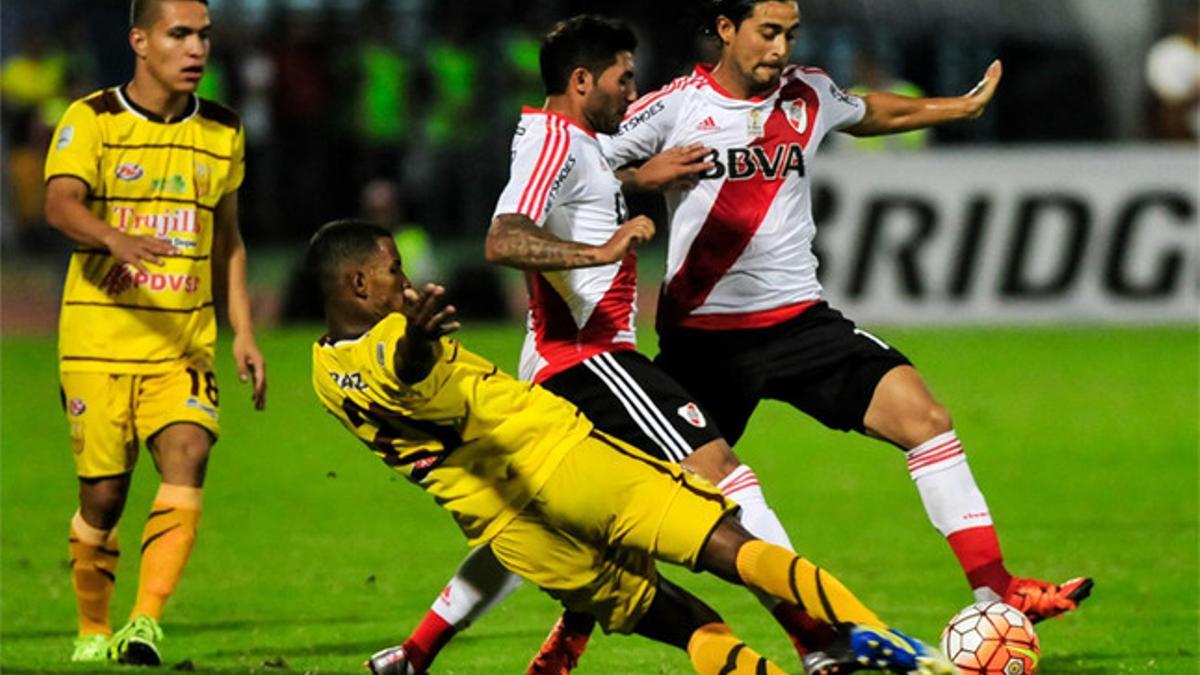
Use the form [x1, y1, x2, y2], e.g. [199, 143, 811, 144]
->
[489, 216, 599, 270]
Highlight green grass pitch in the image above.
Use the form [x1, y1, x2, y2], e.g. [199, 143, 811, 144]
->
[2, 324, 1196, 673]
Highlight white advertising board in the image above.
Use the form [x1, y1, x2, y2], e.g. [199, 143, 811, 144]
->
[812, 147, 1197, 324]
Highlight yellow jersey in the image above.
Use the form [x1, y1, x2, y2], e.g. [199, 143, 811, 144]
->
[312, 314, 592, 545]
[44, 86, 245, 373]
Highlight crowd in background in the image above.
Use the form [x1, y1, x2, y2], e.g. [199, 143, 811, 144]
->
[2, 0, 1196, 259]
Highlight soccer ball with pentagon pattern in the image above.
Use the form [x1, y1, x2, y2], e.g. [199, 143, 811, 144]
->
[940, 601, 1040, 674]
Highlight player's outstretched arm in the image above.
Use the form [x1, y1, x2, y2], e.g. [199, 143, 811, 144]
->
[213, 192, 267, 410]
[395, 284, 460, 384]
[844, 59, 1002, 137]
[485, 213, 654, 271]
[617, 144, 714, 193]
[45, 176, 178, 273]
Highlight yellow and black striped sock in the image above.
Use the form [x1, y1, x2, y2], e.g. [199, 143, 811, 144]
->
[69, 511, 118, 636]
[132, 484, 202, 621]
[735, 540, 885, 628]
[686, 623, 786, 675]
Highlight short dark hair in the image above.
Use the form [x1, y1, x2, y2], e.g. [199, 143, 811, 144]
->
[130, 0, 208, 28]
[540, 15, 637, 96]
[306, 219, 393, 300]
[700, 0, 789, 36]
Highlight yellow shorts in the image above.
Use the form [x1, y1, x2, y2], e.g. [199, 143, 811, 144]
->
[488, 431, 736, 634]
[60, 361, 220, 478]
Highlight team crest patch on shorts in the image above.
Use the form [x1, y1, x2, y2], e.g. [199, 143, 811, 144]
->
[677, 402, 706, 428]
[186, 397, 219, 421]
[68, 398, 87, 416]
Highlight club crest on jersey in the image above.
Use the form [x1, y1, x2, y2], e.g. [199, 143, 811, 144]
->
[783, 99, 809, 134]
[68, 398, 87, 416]
[677, 402, 706, 428]
[115, 163, 144, 181]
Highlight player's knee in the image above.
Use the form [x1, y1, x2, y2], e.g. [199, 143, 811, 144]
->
[682, 440, 740, 484]
[79, 482, 129, 527]
[923, 402, 954, 437]
[696, 514, 754, 584]
[152, 425, 212, 484]
[901, 402, 954, 448]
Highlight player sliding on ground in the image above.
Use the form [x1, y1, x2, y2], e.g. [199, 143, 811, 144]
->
[307, 220, 957, 675]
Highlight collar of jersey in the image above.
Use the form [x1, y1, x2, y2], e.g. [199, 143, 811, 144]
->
[521, 106, 597, 138]
[116, 84, 199, 124]
[693, 63, 779, 103]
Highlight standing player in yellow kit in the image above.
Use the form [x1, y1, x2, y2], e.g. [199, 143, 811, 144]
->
[43, 0, 266, 665]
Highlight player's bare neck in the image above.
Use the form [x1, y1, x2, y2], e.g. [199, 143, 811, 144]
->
[544, 95, 593, 134]
[126, 76, 192, 122]
[710, 62, 755, 100]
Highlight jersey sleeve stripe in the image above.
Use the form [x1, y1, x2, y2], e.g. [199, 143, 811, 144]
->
[528, 120, 571, 221]
[101, 143, 232, 161]
[63, 301, 215, 313]
[516, 116, 560, 216]
[624, 75, 701, 118]
[72, 249, 210, 261]
[45, 173, 93, 192]
[62, 355, 182, 364]
[521, 118, 570, 221]
[91, 195, 216, 212]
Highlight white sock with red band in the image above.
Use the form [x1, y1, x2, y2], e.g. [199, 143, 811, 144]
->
[906, 430, 1013, 599]
[718, 464, 794, 550]
[431, 545, 523, 629]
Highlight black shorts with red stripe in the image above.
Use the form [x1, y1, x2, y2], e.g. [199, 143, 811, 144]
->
[654, 301, 912, 444]
[540, 350, 723, 464]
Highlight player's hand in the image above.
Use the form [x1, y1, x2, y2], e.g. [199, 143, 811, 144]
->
[633, 144, 714, 192]
[402, 283, 461, 341]
[104, 230, 178, 273]
[962, 59, 1002, 119]
[598, 216, 655, 264]
[232, 332, 267, 410]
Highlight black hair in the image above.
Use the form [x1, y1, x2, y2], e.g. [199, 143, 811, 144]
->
[306, 219, 393, 300]
[130, 0, 208, 28]
[700, 0, 789, 36]
[540, 15, 637, 95]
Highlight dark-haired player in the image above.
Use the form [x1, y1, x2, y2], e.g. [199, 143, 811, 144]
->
[385, 16, 830, 674]
[307, 218, 955, 675]
[603, 0, 1091, 631]
[44, 0, 266, 664]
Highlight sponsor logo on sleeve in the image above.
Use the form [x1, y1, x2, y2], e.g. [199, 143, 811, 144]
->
[617, 100, 665, 136]
[56, 125, 74, 150]
[829, 83, 860, 107]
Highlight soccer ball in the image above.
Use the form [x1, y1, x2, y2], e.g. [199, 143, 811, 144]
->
[940, 601, 1040, 674]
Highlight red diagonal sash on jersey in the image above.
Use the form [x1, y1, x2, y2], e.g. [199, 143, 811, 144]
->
[659, 78, 820, 329]
[528, 252, 638, 382]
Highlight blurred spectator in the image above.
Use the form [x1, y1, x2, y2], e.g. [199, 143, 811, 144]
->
[268, 7, 340, 237]
[345, 1, 414, 185]
[362, 179, 438, 284]
[1145, 9, 1200, 140]
[845, 48, 929, 152]
[282, 178, 436, 322]
[1, 32, 76, 255]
